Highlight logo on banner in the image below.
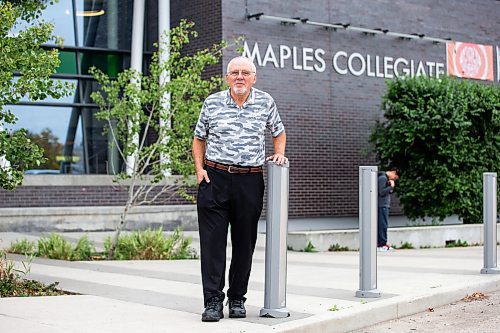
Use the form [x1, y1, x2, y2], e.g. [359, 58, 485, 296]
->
[447, 42, 493, 81]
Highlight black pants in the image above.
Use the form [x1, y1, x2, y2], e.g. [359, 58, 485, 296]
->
[197, 165, 264, 304]
[377, 207, 389, 246]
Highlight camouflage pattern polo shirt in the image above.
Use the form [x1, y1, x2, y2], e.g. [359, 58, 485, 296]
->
[194, 87, 284, 167]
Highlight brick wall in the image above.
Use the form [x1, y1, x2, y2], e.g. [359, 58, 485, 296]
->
[0, 185, 195, 208]
[1, 0, 498, 220]
[222, 0, 499, 218]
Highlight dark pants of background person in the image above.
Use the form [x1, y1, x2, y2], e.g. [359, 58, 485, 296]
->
[377, 207, 389, 246]
[197, 165, 264, 305]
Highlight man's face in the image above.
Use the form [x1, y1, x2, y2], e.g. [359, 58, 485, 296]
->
[388, 171, 399, 181]
[226, 59, 256, 96]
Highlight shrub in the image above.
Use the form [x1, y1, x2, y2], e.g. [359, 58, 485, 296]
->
[37, 234, 73, 260]
[9, 239, 36, 255]
[0, 250, 64, 297]
[371, 76, 499, 223]
[104, 227, 195, 260]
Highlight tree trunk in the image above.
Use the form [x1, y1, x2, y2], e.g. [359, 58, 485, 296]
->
[107, 203, 131, 259]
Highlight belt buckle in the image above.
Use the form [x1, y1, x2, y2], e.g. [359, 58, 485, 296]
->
[227, 166, 238, 173]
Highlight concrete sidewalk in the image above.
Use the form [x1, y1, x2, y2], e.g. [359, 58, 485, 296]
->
[1, 231, 500, 333]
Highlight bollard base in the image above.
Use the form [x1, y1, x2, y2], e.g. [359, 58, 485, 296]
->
[355, 289, 381, 298]
[260, 307, 290, 318]
[480, 267, 500, 274]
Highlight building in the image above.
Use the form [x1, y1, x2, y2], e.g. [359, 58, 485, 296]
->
[1, 0, 498, 231]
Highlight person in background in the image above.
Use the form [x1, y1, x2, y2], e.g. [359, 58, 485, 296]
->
[192, 56, 287, 322]
[377, 167, 401, 252]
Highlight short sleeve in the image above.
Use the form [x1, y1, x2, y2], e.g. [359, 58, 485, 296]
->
[266, 99, 284, 137]
[194, 101, 209, 140]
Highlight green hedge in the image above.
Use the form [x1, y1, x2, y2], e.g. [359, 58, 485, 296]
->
[371, 76, 499, 223]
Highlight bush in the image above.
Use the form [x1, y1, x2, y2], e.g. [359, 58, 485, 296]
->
[0, 249, 64, 297]
[36, 234, 95, 261]
[104, 227, 195, 260]
[37, 234, 74, 260]
[9, 239, 36, 255]
[371, 76, 499, 223]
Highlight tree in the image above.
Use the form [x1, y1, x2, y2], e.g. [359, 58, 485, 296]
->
[25, 128, 63, 169]
[371, 76, 499, 224]
[90, 20, 238, 259]
[0, 0, 70, 189]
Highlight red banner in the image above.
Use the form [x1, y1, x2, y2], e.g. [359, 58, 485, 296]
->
[447, 42, 493, 81]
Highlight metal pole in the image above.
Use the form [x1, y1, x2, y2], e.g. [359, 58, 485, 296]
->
[126, 0, 145, 175]
[260, 161, 290, 318]
[481, 172, 499, 274]
[356, 166, 381, 298]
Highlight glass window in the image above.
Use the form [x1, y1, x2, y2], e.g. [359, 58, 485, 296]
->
[57, 51, 78, 75]
[75, 0, 133, 50]
[80, 52, 125, 77]
[5, 105, 84, 174]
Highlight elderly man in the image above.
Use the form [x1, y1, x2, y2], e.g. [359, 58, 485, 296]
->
[192, 56, 287, 322]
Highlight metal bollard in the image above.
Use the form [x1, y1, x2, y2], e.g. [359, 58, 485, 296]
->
[481, 172, 500, 274]
[260, 161, 290, 318]
[356, 166, 381, 298]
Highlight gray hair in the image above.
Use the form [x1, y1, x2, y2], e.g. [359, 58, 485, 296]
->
[226, 56, 257, 74]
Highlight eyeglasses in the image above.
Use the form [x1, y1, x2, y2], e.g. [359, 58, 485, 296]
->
[228, 70, 255, 77]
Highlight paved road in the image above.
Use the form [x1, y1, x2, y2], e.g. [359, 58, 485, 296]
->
[350, 289, 500, 333]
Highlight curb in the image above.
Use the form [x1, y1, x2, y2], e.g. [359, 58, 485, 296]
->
[273, 276, 500, 333]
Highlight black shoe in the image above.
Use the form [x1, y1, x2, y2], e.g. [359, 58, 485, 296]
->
[202, 297, 224, 322]
[228, 298, 246, 318]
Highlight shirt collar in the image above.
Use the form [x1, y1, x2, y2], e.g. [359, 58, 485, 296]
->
[225, 88, 256, 107]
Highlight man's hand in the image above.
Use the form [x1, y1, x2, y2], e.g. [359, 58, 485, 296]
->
[266, 153, 288, 166]
[196, 169, 210, 185]
[389, 180, 395, 187]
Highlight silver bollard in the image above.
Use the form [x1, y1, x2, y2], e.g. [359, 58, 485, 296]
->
[481, 172, 500, 274]
[260, 161, 290, 318]
[356, 166, 381, 298]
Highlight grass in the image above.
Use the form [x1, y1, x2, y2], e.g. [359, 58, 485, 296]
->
[303, 241, 317, 253]
[396, 241, 414, 249]
[328, 243, 350, 252]
[8, 227, 197, 261]
[445, 239, 469, 248]
[0, 250, 66, 297]
[103, 227, 196, 260]
[328, 304, 339, 311]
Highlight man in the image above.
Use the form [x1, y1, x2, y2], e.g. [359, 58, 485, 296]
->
[377, 167, 400, 252]
[192, 56, 287, 322]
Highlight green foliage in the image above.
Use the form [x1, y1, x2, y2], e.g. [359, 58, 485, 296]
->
[37, 234, 73, 260]
[303, 241, 317, 253]
[328, 304, 339, 311]
[103, 227, 196, 260]
[90, 20, 231, 180]
[445, 239, 469, 248]
[90, 20, 241, 258]
[9, 238, 36, 255]
[328, 243, 349, 252]
[396, 241, 414, 249]
[0, 0, 72, 190]
[36, 234, 95, 261]
[0, 249, 64, 297]
[371, 76, 499, 223]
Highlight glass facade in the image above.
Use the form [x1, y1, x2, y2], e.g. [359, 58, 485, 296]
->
[9, 0, 150, 175]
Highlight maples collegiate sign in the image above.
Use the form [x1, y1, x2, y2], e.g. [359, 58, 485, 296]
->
[242, 41, 445, 79]
[446, 42, 494, 81]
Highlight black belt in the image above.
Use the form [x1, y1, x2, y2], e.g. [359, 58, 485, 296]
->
[205, 160, 263, 173]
